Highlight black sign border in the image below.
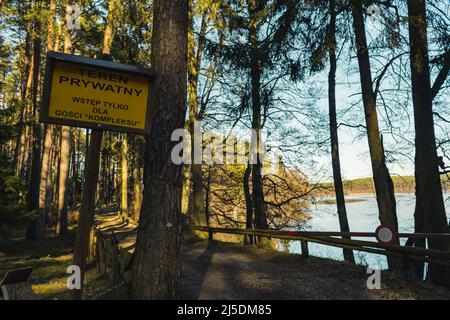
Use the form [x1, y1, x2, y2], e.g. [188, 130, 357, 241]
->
[40, 51, 154, 135]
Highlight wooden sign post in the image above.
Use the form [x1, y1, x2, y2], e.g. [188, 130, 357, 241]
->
[40, 52, 154, 299]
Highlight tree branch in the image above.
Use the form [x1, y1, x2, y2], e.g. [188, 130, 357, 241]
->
[431, 50, 450, 102]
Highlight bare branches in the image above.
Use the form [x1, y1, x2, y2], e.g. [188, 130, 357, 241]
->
[373, 52, 409, 102]
[431, 50, 450, 101]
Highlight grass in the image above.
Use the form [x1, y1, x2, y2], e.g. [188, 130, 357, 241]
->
[0, 231, 111, 300]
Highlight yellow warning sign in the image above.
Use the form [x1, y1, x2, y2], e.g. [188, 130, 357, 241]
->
[41, 52, 152, 134]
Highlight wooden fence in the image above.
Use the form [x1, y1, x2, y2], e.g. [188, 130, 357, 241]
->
[184, 225, 450, 268]
[92, 222, 137, 284]
[90, 220, 449, 289]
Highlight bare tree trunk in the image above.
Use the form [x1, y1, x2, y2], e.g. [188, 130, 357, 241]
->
[39, 124, 53, 221]
[56, 125, 70, 235]
[131, 136, 143, 221]
[48, 131, 60, 227]
[56, 2, 74, 236]
[17, 45, 34, 177]
[71, 0, 122, 299]
[26, 0, 43, 240]
[328, 0, 354, 264]
[46, 128, 58, 223]
[14, 15, 32, 175]
[188, 7, 207, 231]
[351, 2, 400, 272]
[131, 0, 188, 299]
[54, 22, 62, 51]
[248, 0, 268, 244]
[71, 129, 103, 299]
[121, 133, 128, 219]
[53, 143, 60, 209]
[132, 160, 142, 221]
[181, 164, 190, 218]
[100, 146, 107, 204]
[243, 161, 253, 245]
[13, 95, 25, 171]
[407, 0, 450, 288]
[47, 0, 56, 50]
[412, 171, 425, 279]
[40, 2, 56, 223]
[71, 128, 80, 208]
[205, 165, 213, 241]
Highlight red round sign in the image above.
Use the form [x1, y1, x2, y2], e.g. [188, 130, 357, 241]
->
[375, 225, 396, 244]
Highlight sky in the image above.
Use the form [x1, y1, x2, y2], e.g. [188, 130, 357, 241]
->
[307, 16, 417, 181]
[336, 128, 412, 180]
[311, 75, 416, 182]
[1, 2, 446, 183]
[315, 76, 415, 181]
[311, 105, 414, 182]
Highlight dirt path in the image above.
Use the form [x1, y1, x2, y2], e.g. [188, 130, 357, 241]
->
[92, 212, 450, 300]
[94, 212, 137, 253]
[1, 232, 449, 300]
[181, 238, 450, 300]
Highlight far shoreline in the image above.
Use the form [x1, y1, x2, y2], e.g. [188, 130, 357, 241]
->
[313, 192, 423, 205]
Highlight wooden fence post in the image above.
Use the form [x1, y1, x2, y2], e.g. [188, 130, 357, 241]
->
[96, 237, 106, 275]
[111, 238, 120, 285]
[301, 240, 309, 259]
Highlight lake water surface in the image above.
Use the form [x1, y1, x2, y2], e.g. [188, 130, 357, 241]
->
[285, 193, 450, 269]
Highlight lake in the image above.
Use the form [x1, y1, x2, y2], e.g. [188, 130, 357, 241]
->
[284, 193, 450, 269]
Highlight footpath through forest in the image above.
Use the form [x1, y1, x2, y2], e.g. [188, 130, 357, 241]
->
[181, 238, 450, 300]
[93, 212, 450, 300]
[1, 227, 449, 299]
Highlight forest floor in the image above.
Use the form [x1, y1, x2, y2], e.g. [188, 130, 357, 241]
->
[181, 237, 450, 300]
[0, 233, 111, 299]
[1, 232, 449, 300]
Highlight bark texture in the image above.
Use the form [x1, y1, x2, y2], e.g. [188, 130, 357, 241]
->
[56, 3, 75, 236]
[26, 0, 43, 240]
[71, 0, 122, 299]
[188, 7, 207, 231]
[37, 0, 57, 231]
[248, 0, 268, 241]
[407, 0, 450, 287]
[121, 134, 128, 219]
[56, 125, 70, 236]
[131, 0, 188, 299]
[71, 130, 103, 299]
[328, 0, 354, 264]
[351, 2, 400, 271]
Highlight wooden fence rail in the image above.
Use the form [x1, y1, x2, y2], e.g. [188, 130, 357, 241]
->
[184, 225, 450, 268]
[92, 222, 137, 284]
[90, 218, 450, 285]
